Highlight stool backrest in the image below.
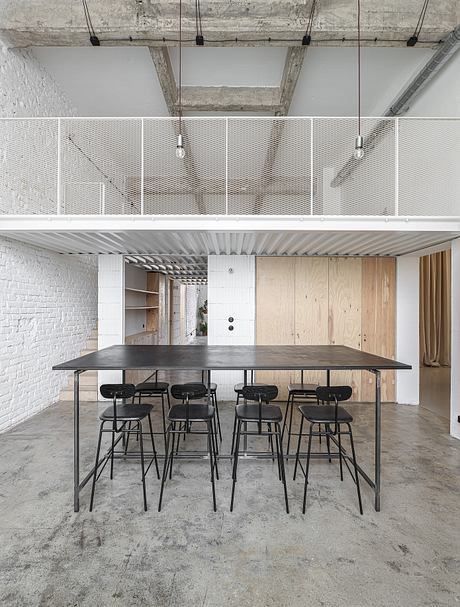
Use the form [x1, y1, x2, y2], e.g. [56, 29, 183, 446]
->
[100, 383, 135, 431]
[100, 384, 135, 400]
[241, 385, 278, 402]
[171, 383, 209, 428]
[316, 385, 352, 429]
[241, 385, 278, 434]
[316, 386, 352, 403]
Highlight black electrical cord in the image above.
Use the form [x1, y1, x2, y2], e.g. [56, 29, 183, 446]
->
[195, 0, 204, 44]
[408, 0, 431, 46]
[82, 0, 100, 46]
[100, 35, 442, 45]
[302, 0, 318, 45]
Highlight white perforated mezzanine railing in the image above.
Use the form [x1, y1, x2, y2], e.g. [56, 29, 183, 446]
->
[0, 117, 459, 217]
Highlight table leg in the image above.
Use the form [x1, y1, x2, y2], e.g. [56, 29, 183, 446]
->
[374, 369, 381, 512]
[326, 369, 331, 386]
[74, 370, 81, 512]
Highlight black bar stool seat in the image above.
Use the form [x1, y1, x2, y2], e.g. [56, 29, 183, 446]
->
[298, 404, 353, 424]
[100, 403, 153, 421]
[168, 403, 214, 421]
[135, 381, 169, 394]
[236, 403, 283, 422]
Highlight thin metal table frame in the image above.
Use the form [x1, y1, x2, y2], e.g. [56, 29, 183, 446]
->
[53, 344, 410, 513]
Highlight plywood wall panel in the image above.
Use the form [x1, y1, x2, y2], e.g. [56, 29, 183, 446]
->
[256, 257, 295, 399]
[328, 257, 362, 400]
[361, 257, 396, 402]
[293, 257, 329, 386]
[255, 256, 396, 403]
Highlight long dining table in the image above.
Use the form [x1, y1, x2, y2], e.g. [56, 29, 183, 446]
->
[53, 344, 411, 513]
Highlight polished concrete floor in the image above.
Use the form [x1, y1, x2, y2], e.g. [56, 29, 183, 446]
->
[0, 389, 459, 607]
[420, 365, 451, 422]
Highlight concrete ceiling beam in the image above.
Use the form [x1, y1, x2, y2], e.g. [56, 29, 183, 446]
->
[178, 86, 280, 112]
[1, 0, 457, 48]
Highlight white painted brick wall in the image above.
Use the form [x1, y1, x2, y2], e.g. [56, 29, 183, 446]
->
[0, 47, 98, 431]
[0, 46, 76, 118]
[0, 237, 97, 432]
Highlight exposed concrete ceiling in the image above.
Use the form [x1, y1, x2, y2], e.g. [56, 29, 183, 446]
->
[6, 1, 458, 117]
[1, 1, 458, 48]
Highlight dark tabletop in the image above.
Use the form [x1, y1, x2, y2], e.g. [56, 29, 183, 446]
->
[53, 344, 411, 372]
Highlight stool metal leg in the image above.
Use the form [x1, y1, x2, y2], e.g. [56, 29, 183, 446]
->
[337, 424, 344, 481]
[110, 427, 115, 479]
[281, 393, 291, 443]
[326, 424, 332, 463]
[275, 422, 289, 514]
[207, 420, 217, 512]
[148, 413, 160, 479]
[302, 424, 314, 514]
[230, 419, 242, 512]
[230, 412, 237, 455]
[347, 422, 363, 515]
[169, 422, 176, 479]
[286, 393, 295, 456]
[138, 421, 148, 511]
[158, 422, 172, 511]
[89, 421, 104, 512]
[293, 415, 304, 481]
[213, 392, 223, 442]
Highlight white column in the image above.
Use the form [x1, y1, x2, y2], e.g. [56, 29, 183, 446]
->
[396, 256, 420, 405]
[450, 239, 460, 439]
[98, 254, 125, 393]
[207, 255, 256, 399]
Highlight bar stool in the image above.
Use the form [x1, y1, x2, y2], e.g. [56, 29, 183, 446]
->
[89, 384, 160, 512]
[281, 370, 319, 457]
[133, 375, 170, 438]
[293, 385, 363, 515]
[158, 383, 218, 512]
[200, 370, 222, 442]
[230, 385, 289, 513]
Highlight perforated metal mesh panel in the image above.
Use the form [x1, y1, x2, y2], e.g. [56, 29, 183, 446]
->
[2, 117, 460, 218]
[227, 118, 311, 215]
[60, 119, 141, 215]
[313, 118, 396, 216]
[143, 118, 226, 215]
[398, 118, 460, 216]
[0, 119, 58, 215]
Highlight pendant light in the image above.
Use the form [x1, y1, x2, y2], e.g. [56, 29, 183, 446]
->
[353, 0, 364, 160]
[176, 0, 186, 159]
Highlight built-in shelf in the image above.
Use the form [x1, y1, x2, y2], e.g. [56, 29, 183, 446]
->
[126, 306, 159, 310]
[125, 287, 159, 295]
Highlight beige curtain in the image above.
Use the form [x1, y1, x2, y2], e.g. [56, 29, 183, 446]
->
[420, 250, 451, 366]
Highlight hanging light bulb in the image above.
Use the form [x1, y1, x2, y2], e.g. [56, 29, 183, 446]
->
[176, 133, 185, 159]
[175, 0, 186, 159]
[353, 0, 364, 160]
[354, 134, 364, 160]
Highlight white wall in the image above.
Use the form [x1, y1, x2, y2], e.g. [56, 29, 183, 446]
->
[0, 237, 97, 431]
[450, 239, 460, 439]
[208, 255, 256, 399]
[396, 256, 420, 405]
[98, 255, 124, 389]
[0, 47, 98, 430]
